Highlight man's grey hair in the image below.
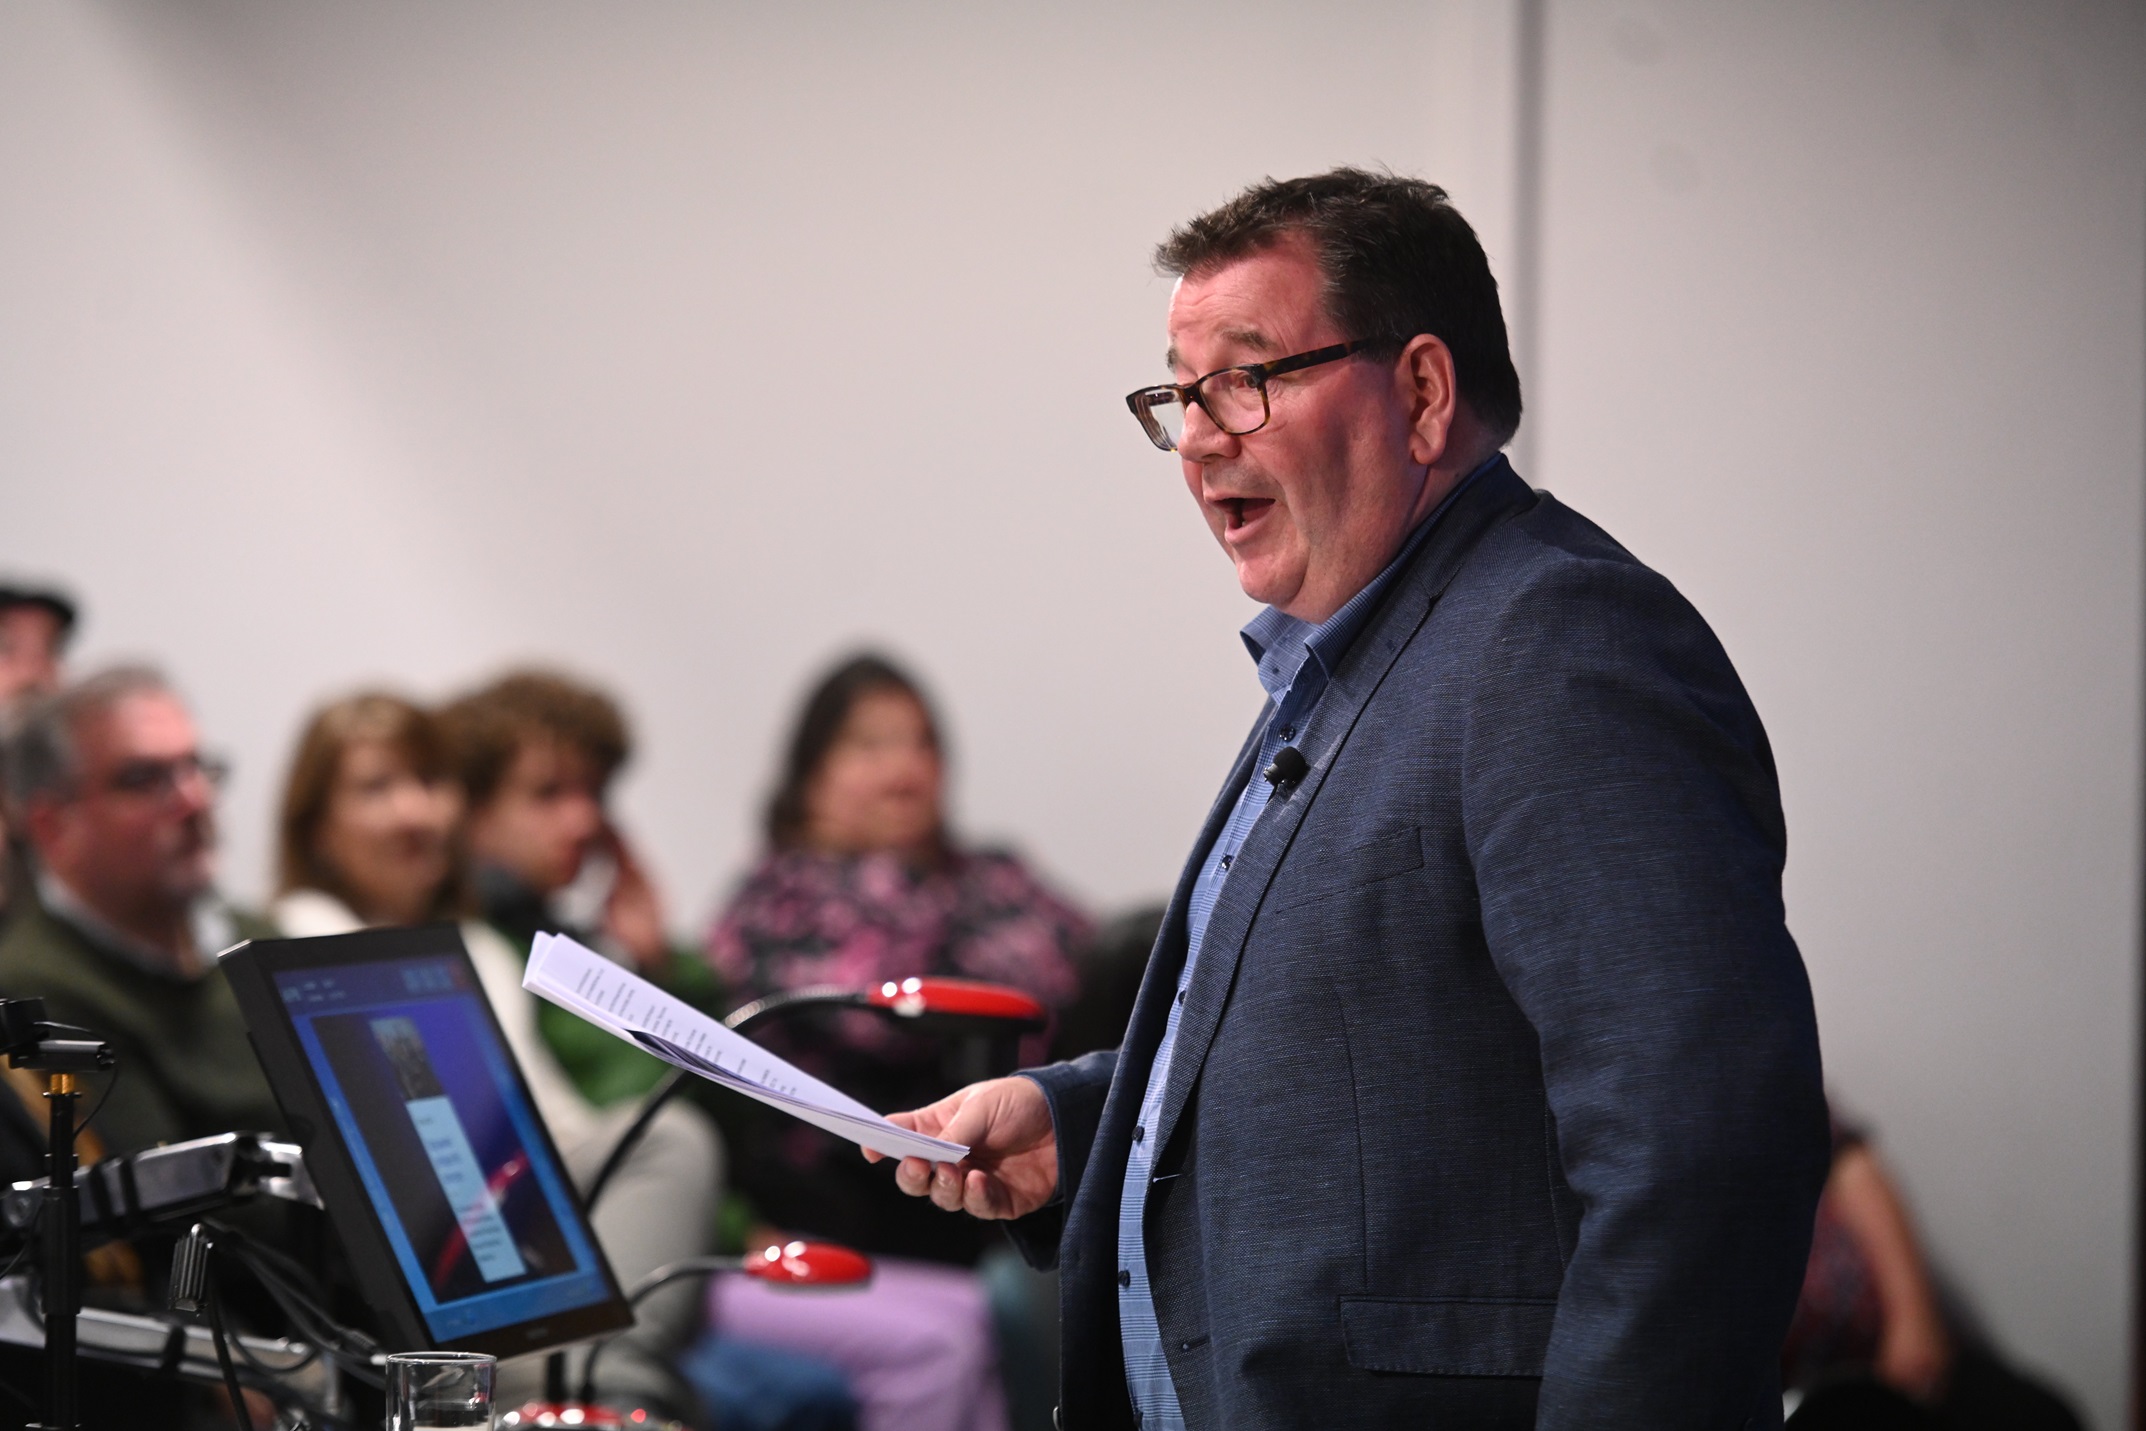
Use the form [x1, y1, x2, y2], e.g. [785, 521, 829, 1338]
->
[0, 665, 176, 810]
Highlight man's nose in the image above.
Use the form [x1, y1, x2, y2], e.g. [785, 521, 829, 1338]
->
[171, 763, 217, 816]
[1175, 397, 1239, 462]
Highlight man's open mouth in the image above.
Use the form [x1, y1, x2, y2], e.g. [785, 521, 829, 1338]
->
[1223, 496, 1275, 530]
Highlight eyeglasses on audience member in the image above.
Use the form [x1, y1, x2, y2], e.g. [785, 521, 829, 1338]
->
[87, 752, 231, 802]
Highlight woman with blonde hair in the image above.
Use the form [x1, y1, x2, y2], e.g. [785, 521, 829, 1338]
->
[269, 691, 723, 1423]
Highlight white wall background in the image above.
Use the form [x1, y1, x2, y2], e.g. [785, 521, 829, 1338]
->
[1534, 7, 2144, 1423]
[1, 2, 2139, 1423]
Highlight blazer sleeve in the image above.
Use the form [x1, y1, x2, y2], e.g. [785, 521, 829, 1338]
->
[1002, 1048, 1117, 1269]
[1460, 554, 1830, 1429]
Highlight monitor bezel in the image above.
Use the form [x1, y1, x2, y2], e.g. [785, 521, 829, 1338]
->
[221, 924, 633, 1360]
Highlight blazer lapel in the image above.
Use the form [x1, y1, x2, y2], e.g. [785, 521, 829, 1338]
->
[1148, 460, 1537, 1157]
[1109, 714, 1269, 1092]
[1061, 712, 1270, 1251]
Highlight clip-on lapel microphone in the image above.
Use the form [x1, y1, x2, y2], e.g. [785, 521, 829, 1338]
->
[1263, 745, 1309, 790]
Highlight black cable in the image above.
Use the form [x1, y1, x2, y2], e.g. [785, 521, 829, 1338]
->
[228, 1311, 321, 1378]
[580, 988, 834, 1211]
[549, 1066, 693, 1403]
[207, 1221, 379, 1355]
[0, 1200, 39, 1286]
[576, 1256, 735, 1404]
[72, 1061, 121, 1137]
[205, 1277, 257, 1431]
[225, 1254, 381, 1387]
[207, 1223, 383, 1390]
[581, 1068, 686, 1210]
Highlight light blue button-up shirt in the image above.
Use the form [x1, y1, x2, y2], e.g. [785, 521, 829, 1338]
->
[1114, 457, 1496, 1428]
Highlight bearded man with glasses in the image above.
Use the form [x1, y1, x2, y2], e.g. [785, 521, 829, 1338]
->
[879, 169, 1829, 1430]
[0, 665, 281, 1156]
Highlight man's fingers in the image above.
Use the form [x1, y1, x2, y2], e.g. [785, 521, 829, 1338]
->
[893, 1155, 934, 1197]
[939, 1083, 1026, 1152]
[929, 1160, 967, 1212]
[964, 1168, 1008, 1221]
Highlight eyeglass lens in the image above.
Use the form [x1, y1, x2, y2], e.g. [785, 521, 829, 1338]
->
[1136, 371, 1270, 452]
[1140, 392, 1187, 450]
[1198, 370, 1268, 434]
[105, 753, 229, 797]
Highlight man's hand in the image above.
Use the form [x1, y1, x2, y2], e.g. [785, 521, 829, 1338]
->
[866, 1076, 1058, 1221]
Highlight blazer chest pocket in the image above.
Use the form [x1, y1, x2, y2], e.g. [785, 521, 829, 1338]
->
[1339, 1296, 1555, 1377]
[1327, 824, 1424, 892]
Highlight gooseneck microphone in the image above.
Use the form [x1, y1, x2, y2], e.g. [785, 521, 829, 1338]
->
[1264, 746, 1309, 788]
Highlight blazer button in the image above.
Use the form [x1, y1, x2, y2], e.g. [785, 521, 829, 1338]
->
[1117, 1269, 1132, 1288]
[1132, 1124, 1145, 1143]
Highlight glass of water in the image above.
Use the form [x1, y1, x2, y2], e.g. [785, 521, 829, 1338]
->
[386, 1351, 496, 1430]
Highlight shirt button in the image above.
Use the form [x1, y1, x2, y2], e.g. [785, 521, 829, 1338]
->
[1117, 1269, 1132, 1288]
[1176, 990, 1186, 1004]
[1133, 1124, 1145, 1143]
[1279, 725, 1295, 741]
[1218, 853, 1233, 871]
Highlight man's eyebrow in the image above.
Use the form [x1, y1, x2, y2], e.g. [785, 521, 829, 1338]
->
[1163, 325, 1278, 376]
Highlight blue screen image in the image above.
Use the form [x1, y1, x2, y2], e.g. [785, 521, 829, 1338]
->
[275, 956, 611, 1341]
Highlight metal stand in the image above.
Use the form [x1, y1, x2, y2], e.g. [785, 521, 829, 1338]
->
[1, 997, 116, 1431]
[35, 1073, 81, 1431]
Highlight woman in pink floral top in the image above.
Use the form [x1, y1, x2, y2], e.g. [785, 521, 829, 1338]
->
[705, 652, 1090, 1264]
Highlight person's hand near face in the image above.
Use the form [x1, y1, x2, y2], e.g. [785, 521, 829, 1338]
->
[596, 823, 670, 972]
[801, 688, 944, 861]
[314, 738, 462, 927]
[464, 734, 676, 965]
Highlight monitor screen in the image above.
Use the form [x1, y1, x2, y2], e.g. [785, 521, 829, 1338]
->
[225, 927, 630, 1357]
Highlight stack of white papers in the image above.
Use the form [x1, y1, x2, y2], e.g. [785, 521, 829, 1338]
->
[521, 932, 968, 1164]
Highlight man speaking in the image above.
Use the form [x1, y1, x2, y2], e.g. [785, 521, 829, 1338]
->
[878, 169, 1829, 1429]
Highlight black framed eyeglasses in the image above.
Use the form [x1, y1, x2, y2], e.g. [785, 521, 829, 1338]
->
[93, 752, 230, 802]
[1125, 339, 1372, 452]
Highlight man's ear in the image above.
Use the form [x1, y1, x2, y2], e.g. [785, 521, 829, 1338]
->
[19, 793, 69, 858]
[1397, 334, 1460, 468]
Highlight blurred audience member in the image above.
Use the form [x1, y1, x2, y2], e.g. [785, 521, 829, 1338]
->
[0, 580, 78, 923]
[0, 662, 285, 1425]
[690, 654, 1089, 1431]
[1784, 1114, 2082, 1430]
[707, 652, 1089, 1263]
[269, 691, 728, 1422]
[0, 582, 74, 710]
[272, 692, 466, 929]
[0, 667, 279, 1155]
[441, 669, 706, 1105]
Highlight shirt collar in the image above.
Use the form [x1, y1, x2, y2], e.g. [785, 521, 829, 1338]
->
[1239, 453, 1504, 700]
[33, 862, 232, 979]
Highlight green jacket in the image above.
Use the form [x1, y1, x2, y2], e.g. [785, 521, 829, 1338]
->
[0, 894, 283, 1156]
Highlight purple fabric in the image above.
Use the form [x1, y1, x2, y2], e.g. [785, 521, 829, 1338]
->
[711, 1256, 1010, 1431]
[706, 846, 1088, 1074]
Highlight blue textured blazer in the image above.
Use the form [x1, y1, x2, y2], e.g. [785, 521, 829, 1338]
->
[1013, 461, 1830, 1429]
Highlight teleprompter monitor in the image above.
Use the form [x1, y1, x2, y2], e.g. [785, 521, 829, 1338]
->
[221, 924, 631, 1359]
